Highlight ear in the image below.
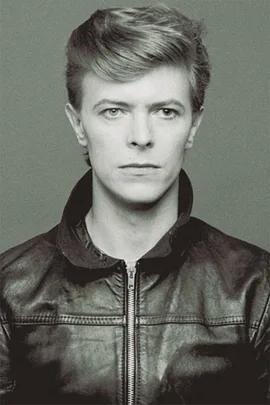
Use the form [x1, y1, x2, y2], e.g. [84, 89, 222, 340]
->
[185, 107, 204, 150]
[65, 103, 88, 147]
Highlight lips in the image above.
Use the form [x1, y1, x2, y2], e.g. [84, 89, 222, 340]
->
[120, 163, 160, 168]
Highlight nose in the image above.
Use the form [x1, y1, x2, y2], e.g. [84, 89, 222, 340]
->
[127, 113, 154, 148]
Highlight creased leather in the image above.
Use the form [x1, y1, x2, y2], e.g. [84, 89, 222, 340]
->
[1, 170, 269, 404]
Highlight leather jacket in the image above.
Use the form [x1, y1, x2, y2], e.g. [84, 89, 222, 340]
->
[1, 170, 269, 404]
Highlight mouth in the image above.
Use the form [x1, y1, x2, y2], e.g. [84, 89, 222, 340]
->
[119, 163, 161, 177]
[120, 163, 160, 169]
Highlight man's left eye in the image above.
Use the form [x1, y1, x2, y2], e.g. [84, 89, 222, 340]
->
[157, 108, 178, 118]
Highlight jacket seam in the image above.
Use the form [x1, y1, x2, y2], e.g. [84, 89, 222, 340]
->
[1, 314, 260, 328]
[0, 317, 16, 400]
[1, 314, 125, 326]
[253, 290, 270, 344]
[138, 315, 259, 328]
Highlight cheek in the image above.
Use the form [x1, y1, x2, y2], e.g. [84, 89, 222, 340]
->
[158, 128, 191, 157]
[86, 133, 121, 171]
[156, 117, 192, 139]
[82, 122, 111, 154]
[167, 146, 187, 170]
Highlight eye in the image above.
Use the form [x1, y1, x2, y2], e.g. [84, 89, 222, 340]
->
[101, 108, 123, 119]
[156, 108, 179, 119]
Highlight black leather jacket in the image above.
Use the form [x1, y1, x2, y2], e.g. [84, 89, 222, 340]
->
[1, 170, 269, 404]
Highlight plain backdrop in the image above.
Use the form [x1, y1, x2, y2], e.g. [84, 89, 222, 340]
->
[0, 0, 269, 253]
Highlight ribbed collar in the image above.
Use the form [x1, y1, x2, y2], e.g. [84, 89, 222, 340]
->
[56, 169, 193, 269]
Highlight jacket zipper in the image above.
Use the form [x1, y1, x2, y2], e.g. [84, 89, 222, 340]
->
[125, 261, 137, 405]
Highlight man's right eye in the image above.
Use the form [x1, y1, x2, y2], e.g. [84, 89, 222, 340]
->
[101, 108, 123, 119]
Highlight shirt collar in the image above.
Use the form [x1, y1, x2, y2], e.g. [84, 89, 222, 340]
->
[56, 169, 193, 269]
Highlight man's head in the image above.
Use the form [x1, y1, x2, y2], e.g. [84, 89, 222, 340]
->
[64, 5, 211, 208]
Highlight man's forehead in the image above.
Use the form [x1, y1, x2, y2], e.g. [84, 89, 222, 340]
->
[81, 65, 192, 107]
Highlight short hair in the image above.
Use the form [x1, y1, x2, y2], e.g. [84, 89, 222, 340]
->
[65, 5, 211, 113]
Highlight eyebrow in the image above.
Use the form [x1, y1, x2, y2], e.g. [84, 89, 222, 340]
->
[93, 98, 186, 111]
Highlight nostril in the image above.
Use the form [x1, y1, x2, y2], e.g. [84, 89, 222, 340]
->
[130, 141, 153, 148]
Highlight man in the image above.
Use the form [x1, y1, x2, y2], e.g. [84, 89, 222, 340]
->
[0, 5, 269, 405]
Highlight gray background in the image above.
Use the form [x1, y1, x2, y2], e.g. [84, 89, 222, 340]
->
[1, 0, 269, 253]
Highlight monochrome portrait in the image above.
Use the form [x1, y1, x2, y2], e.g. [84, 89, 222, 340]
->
[1, 1, 269, 404]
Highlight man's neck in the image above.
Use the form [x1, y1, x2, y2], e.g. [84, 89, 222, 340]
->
[85, 179, 179, 262]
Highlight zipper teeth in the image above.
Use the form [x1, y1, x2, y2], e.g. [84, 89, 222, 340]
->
[126, 261, 137, 405]
[127, 289, 135, 405]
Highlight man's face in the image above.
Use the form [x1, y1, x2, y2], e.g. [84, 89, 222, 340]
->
[66, 65, 203, 206]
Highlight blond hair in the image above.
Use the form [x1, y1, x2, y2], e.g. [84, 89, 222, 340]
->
[65, 5, 211, 113]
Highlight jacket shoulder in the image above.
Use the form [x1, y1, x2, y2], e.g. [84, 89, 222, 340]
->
[189, 216, 269, 260]
[187, 217, 270, 293]
[0, 226, 62, 290]
[189, 217, 270, 310]
[188, 217, 270, 321]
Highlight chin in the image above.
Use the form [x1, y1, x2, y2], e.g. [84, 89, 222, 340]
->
[115, 184, 171, 207]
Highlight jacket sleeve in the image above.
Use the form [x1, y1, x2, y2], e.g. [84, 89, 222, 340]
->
[0, 317, 15, 403]
[254, 291, 270, 404]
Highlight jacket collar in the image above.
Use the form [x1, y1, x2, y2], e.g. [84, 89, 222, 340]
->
[56, 169, 193, 269]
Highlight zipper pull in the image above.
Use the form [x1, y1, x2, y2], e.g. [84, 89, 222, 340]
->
[125, 261, 137, 290]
